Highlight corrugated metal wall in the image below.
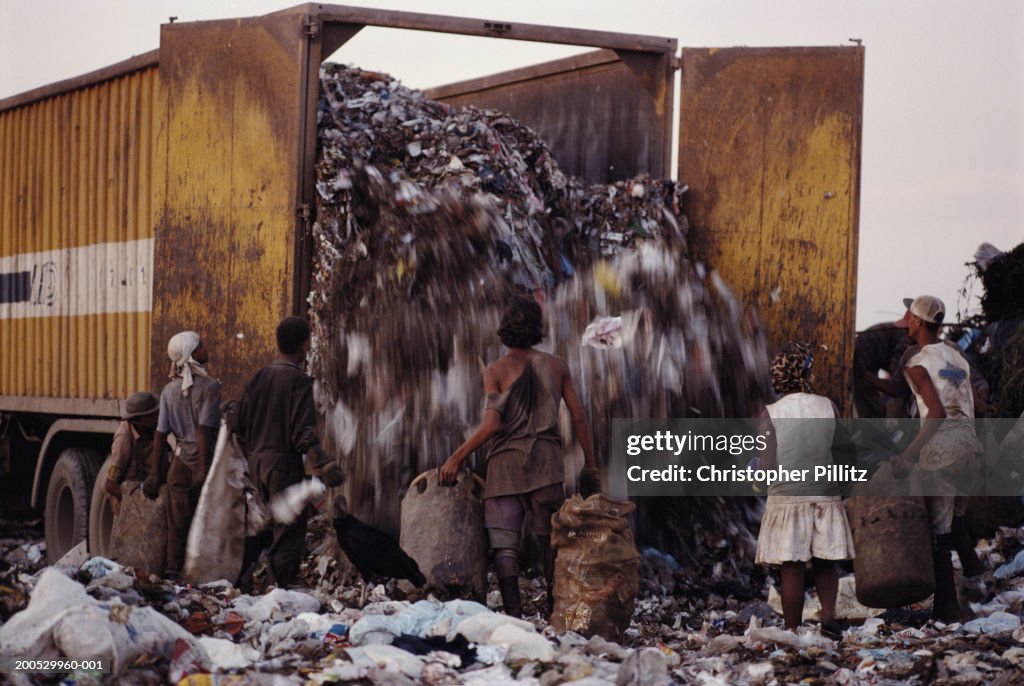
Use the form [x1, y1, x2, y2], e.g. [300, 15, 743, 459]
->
[0, 66, 162, 401]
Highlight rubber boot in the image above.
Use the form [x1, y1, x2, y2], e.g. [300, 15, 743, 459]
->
[498, 576, 522, 618]
[932, 534, 962, 622]
[950, 515, 986, 577]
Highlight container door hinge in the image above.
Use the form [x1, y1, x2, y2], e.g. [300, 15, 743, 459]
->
[297, 203, 312, 221]
[304, 20, 320, 39]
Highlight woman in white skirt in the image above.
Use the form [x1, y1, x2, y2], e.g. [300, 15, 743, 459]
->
[756, 342, 855, 634]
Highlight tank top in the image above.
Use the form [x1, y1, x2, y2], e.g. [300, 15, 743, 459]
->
[904, 342, 974, 420]
[765, 393, 837, 496]
[482, 352, 565, 498]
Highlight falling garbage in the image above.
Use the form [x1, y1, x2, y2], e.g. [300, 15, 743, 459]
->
[308, 64, 771, 579]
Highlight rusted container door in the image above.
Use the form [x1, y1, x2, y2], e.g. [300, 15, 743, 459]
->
[426, 49, 674, 183]
[678, 47, 864, 409]
[154, 12, 310, 399]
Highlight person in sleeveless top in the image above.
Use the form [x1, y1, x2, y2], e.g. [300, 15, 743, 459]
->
[439, 296, 598, 617]
[892, 295, 984, 621]
[755, 342, 855, 634]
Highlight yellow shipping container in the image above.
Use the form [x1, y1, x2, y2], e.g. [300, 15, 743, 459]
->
[0, 57, 162, 405]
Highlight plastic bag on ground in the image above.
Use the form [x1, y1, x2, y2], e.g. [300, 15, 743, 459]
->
[231, 588, 321, 624]
[350, 598, 490, 645]
[343, 644, 424, 678]
[551, 495, 640, 642]
[0, 568, 208, 677]
[449, 610, 536, 644]
[962, 611, 1022, 635]
[488, 623, 554, 663]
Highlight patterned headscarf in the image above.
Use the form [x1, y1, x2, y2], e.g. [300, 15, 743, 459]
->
[167, 331, 210, 397]
[771, 341, 816, 394]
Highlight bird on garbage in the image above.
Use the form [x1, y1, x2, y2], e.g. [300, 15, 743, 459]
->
[332, 495, 426, 607]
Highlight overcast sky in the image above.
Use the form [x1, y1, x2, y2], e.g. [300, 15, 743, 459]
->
[2, 0, 1022, 330]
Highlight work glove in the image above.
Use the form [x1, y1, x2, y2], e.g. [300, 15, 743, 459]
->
[319, 462, 346, 488]
[142, 474, 161, 500]
[578, 468, 602, 498]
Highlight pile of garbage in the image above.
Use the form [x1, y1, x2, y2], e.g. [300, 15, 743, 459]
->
[962, 242, 1024, 418]
[307, 64, 770, 570]
[6, 513, 1024, 684]
[0, 516, 45, 622]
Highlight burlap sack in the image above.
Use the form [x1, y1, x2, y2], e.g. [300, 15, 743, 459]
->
[550, 494, 639, 641]
[109, 482, 167, 574]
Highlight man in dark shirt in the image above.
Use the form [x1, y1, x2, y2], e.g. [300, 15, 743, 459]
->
[234, 316, 346, 588]
[104, 391, 161, 514]
[853, 323, 911, 418]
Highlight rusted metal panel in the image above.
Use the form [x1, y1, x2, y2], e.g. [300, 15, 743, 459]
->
[309, 3, 677, 53]
[678, 47, 864, 410]
[0, 51, 160, 114]
[0, 66, 162, 404]
[154, 12, 310, 400]
[425, 49, 674, 183]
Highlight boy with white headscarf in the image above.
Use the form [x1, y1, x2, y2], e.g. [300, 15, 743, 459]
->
[144, 331, 222, 578]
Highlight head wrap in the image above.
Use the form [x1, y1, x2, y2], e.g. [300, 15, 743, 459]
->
[770, 341, 815, 395]
[167, 331, 210, 396]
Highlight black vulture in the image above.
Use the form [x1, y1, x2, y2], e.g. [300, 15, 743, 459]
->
[332, 496, 426, 605]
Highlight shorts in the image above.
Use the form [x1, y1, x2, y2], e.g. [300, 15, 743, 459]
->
[484, 482, 565, 538]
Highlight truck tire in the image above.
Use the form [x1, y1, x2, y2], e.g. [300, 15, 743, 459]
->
[44, 448, 101, 563]
[88, 455, 116, 559]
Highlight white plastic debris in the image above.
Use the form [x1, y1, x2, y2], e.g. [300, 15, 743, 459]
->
[450, 611, 537, 644]
[745, 626, 835, 650]
[345, 644, 424, 678]
[270, 477, 327, 524]
[961, 611, 1021, 635]
[993, 549, 1024, 580]
[199, 636, 261, 670]
[0, 569, 208, 676]
[489, 622, 554, 663]
[231, 588, 321, 624]
[55, 540, 89, 570]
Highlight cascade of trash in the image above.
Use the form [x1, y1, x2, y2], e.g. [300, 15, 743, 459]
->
[308, 64, 771, 571]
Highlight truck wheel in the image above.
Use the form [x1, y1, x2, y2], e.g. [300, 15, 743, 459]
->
[88, 455, 117, 559]
[44, 448, 101, 563]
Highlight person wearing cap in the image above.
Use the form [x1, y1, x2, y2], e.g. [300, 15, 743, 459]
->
[103, 392, 165, 515]
[234, 316, 346, 589]
[892, 295, 985, 621]
[144, 331, 222, 578]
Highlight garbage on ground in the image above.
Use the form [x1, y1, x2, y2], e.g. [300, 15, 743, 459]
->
[6, 510, 1024, 684]
[767, 575, 884, 621]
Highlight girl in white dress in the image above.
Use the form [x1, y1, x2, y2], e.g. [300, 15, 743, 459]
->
[756, 342, 855, 634]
